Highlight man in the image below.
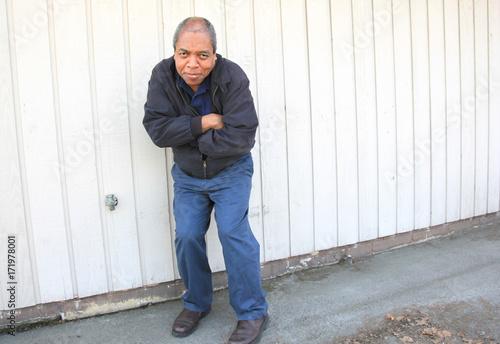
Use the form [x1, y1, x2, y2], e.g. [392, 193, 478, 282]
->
[143, 17, 269, 344]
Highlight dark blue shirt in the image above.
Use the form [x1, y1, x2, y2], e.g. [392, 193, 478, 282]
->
[179, 75, 211, 116]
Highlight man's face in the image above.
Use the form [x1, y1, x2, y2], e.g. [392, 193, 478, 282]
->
[174, 31, 217, 93]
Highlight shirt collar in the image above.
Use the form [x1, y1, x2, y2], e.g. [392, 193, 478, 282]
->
[179, 73, 211, 97]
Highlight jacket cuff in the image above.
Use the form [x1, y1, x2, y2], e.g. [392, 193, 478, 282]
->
[190, 116, 203, 138]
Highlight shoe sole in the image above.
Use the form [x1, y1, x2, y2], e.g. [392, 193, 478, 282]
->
[171, 308, 211, 338]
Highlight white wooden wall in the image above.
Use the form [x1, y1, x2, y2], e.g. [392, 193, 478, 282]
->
[1, 0, 499, 310]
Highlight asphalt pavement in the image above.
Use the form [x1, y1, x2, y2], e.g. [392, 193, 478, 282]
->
[2, 221, 499, 344]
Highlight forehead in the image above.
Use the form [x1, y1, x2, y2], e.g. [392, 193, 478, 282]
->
[175, 30, 213, 51]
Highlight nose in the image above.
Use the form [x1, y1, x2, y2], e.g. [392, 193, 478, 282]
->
[186, 55, 198, 69]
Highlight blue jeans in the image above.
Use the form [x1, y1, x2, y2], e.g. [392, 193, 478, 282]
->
[172, 153, 268, 320]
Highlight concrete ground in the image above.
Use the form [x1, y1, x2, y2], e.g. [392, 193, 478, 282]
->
[2, 221, 499, 344]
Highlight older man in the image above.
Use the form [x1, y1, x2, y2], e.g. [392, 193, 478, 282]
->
[143, 17, 269, 344]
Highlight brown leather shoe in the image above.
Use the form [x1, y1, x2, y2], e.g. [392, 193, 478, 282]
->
[171, 307, 211, 337]
[228, 314, 269, 344]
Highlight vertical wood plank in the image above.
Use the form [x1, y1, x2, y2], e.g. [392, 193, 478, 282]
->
[194, 0, 226, 57]
[393, 0, 415, 233]
[127, 0, 174, 285]
[306, 0, 338, 250]
[10, 0, 73, 302]
[459, 0, 476, 219]
[444, 0, 461, 222]
[411, 0, 431, 229]
[0, 0, 37, 309]
[224, 0, 265, 261]
[473, 0, 489, 215]
[162, 0, 194, 280]
[281, 0, 314, 255]
[428, 0, 447, 226]
[52, 0, 107, 298]
[254, 0, 290, 261]
[488, 0, 500, 213]
[163, 0, 193, 57]
[373, 0, 397, 237]
[90, 0, 142, 290]
[331, 0, 359, 245]
[352, 0, 378, 242]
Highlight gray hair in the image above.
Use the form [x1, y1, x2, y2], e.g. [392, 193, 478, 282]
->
[172, 17, 217, 53]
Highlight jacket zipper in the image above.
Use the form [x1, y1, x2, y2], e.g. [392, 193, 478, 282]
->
[212, 85, 221, 114]
[202, 85, 222, 179]
[176, 84, 199, 116]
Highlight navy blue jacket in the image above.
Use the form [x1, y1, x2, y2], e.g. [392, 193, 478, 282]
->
[143, 55, 258, 179]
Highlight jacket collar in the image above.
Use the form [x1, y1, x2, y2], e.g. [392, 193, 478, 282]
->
[211, 54, 229, 93]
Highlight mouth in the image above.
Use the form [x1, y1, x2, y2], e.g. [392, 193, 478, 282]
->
[185, 73, 201, 79]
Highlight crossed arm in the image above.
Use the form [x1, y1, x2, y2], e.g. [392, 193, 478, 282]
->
[201, 113, 224, 132]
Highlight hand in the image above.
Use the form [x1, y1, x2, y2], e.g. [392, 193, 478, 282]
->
[201, 113, 224, 132]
